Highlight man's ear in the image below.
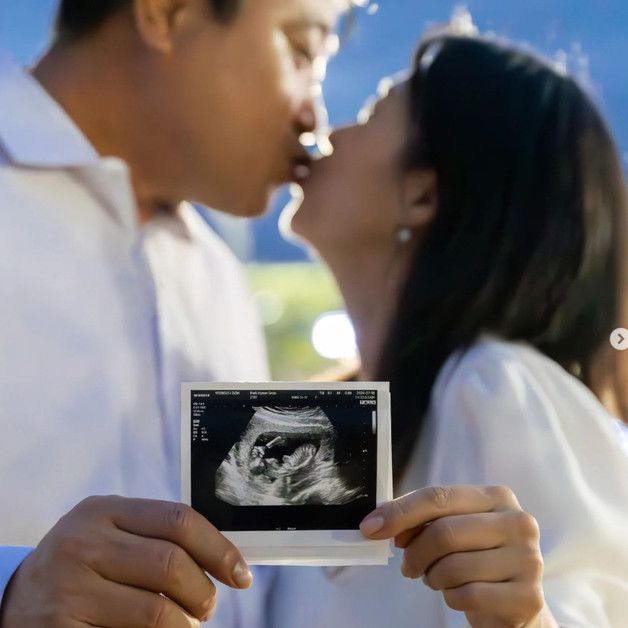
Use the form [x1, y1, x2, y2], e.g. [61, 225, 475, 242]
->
[399, 168, 438, 230]
[133, 0, 190, 53]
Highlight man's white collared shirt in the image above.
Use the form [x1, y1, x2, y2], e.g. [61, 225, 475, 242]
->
[0, 49, 268, 603]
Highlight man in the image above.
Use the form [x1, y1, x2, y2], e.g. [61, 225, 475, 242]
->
[0, 0, 347, 625]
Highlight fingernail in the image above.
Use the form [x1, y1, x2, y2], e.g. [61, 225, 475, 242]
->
[360, 514, 385, 536]
[232, 561, 253, 588]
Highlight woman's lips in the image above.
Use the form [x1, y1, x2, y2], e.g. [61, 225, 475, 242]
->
[292, 162, 312, 182]
[290, 154, 313, 183]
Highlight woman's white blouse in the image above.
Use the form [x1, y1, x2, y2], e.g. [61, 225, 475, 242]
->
[215, 337, 628, 628]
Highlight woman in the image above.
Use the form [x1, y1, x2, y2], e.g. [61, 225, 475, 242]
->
[269, 33, 628, 628]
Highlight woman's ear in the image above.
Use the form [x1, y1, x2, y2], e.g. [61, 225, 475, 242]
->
[399, 169, 438, 230]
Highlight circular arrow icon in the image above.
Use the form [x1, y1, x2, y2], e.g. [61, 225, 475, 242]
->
[610, 328, 628, 351]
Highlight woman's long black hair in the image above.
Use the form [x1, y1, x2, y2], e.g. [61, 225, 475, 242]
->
[376, 35, 628, 483]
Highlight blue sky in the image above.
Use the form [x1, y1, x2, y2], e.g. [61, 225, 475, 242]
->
[2, 1, 627, 260]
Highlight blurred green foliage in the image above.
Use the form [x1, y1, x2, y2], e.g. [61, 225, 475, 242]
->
[247, 263, 345, 380]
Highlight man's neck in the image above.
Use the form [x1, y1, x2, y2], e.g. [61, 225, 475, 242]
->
[32, 39, 171, 224]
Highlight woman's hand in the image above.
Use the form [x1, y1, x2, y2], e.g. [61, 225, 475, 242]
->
[360, 485, 556, 628]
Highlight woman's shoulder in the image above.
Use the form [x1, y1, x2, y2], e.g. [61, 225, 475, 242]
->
[435, 335, 568, 389]
[419, 344, 628, 628]
[429, 335, 621, 439]
[420, 335, 628, 514]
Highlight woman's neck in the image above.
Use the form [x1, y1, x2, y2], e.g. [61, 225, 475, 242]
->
[322, 244, 410, 379]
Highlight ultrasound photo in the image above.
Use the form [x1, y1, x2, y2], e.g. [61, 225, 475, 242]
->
[215, 406, 367, 507]
[185, 385, 382, 532]
[182, 383, 393, 564]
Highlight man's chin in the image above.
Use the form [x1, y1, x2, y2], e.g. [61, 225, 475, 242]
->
[193, 189, 274, 219]
[233, 184, 284, 219]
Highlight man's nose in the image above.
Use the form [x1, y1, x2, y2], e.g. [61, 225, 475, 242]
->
[298, 77, 332, 130]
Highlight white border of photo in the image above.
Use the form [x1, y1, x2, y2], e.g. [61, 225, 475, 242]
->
[181, 381, 393, 566]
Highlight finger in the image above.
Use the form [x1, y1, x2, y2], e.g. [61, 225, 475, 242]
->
[400, 512, 514, 578]
[87, 528, 217, 621]
[103, 497, 252, 589]
[442, 581, 545, 625]
[422, 545, 543, 591]
[360, 485, 520, 540]
[394, 523, 429, 549]
[75, 575, 205, 627]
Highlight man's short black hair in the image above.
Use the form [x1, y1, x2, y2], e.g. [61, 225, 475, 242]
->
[56, 0, 244, 41]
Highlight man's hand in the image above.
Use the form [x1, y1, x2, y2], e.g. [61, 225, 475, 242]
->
[360, 485, 549, 628]
[0, 496, 253, 627]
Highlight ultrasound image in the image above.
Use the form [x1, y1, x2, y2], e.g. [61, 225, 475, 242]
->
[215, 406, 366, 506]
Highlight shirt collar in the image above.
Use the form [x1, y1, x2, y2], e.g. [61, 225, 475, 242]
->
[0, 49, 100, 168]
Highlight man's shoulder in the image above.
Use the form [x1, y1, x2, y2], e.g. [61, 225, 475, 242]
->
[0, 163, 116, 241]
[0, 160, 83, 201]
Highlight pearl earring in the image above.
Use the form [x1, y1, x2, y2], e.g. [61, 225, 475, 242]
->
[397, 227, 413, 244]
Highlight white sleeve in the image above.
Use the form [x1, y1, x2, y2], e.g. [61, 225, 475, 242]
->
[204, 566, 276, 628]
[424, 343, 628, 628]
[0, 546, 32, 606]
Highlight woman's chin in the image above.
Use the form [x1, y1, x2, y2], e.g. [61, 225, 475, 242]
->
[279, 186, 319, 245]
